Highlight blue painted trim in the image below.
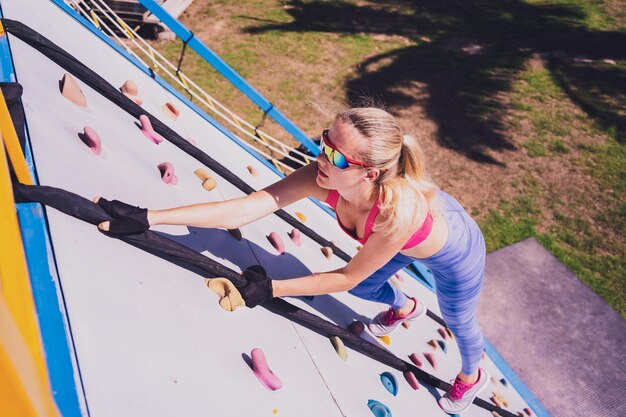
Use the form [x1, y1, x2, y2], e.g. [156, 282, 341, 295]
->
[137, 0, 319, 156]
[0, 2, 85, 415]
[484, 339, 551, 417]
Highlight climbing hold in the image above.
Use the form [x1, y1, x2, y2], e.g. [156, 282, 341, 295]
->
[356, 245, 363, 251]
[389, 277, 402, 289]
[228, 228, 243, 241]
[157, 162, 178, 185]
[516, 413, 525, 417]
[523, 408, 533, 416]
[367, 399, 391, 417]
[121, 79, 138, 95]
[321, 246, 333, 259]
[206, 278, 244, 311]
[403, 371, 420, 390]
[482, 351, 487, 361]
[186, 137, 197, 146]
[295, 212, 307, 223]
[423, 352, 437, 369]
[491, 376, 499, 385]
[394, 273, 404, 282]
[60, 73, 87, 108]
[446, 328, 455, 339]
[194, 168, 217, 191]
[329, 336, 348, 361]
[490, 396, 505, 409]
[162, 101, 180, 120]
[493, 391, 509, 407]
[437, 327, 448, 340]
[500, 378, 508, 387]
[379, 372, 398, 396]
[120, 79, 143, 105]
[267, 232, 285, 254]
[272, 409, 278, 415]
[408, 353, 422, 368]
[437, 340, 447, 353]
[491, 412, 502, 417]
[427, 339, 438, 350]
[378, 335, 391, 346]
[247, 165, 259, 178]
[401, 321, 410, 329]
[348, 321, 365, 336]
[139, 115, 164, 144]
[288, 228, 301, 246]
[78, 126, 101, 155]
[250, 348, 283, 391]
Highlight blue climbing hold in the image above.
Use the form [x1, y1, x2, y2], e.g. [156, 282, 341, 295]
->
[437, 339, 447, 353]
[379, 372, 398, 396]
[367, 399, 392, 417]
[302, 295, 315, 301]
[500, 378, 508, 387]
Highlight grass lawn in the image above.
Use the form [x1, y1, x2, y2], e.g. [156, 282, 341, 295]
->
[137, 0, 625, 316]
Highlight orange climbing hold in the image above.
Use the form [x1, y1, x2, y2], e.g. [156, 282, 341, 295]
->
[162, 101, 180, 120]
[401, 321, 411, 329]
[423, 352, 437, 369]
[247, 165, 259, 178]
[320, 246, 333, 259]
[267, 232, 285, 254]
[60, 73, 87, 108]
[295, 212, 307, 223]
[288, 228, 301, 246]
[427, 339, 438, 350]
[79, 126, 101, 155]
[120, 79, 143, 105]
[378, 335, 391, 345]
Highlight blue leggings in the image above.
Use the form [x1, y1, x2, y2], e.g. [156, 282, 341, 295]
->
[349, 192, 485, 375]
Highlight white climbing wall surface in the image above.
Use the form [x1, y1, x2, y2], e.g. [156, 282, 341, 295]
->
[4, 0, 537, 416]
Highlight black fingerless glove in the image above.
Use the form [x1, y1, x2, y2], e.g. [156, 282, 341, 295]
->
[97, 198, 149, 235]
[239, 265, 274, 308]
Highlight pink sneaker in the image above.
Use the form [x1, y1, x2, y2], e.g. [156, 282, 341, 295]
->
[368, 297, 426, 336]
[438, 368, 490, 414]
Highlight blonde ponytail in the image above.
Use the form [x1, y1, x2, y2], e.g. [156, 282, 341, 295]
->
[335, 108, 438, 239]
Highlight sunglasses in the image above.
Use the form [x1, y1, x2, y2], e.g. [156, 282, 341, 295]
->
[320, 129, 371, 169]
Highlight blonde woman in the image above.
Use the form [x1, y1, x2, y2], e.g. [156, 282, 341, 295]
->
[95, 107, 489, 414]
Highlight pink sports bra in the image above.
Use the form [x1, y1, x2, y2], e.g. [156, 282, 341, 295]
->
[324, 190, 433, 250]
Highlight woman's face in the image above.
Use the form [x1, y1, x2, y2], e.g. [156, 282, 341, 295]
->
[316, 119, 372, 190]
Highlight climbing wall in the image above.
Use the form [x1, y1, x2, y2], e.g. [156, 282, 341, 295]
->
[3, 0, 538, 416]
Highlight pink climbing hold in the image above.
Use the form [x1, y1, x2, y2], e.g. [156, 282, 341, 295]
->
[157, 162, 178, 185]
[79, 126, 101, 155]
[403, 371, 420, 390]
[288, 228, 301, 246]
[267, 232, 285, 254]
[138, 115, 164, 144]
[120, 79, 143, 105]
[251, 348, 283, 391]
[348, 321, 365, 336]
[408, 352, 423, 368]
[60, 73, 87, 108]
[163, 102, 180, 120]
[423, 352, 437, 369]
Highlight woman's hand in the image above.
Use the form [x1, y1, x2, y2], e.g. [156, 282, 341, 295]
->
[93, 196, 150, 235]
[239, 265, 274, 308]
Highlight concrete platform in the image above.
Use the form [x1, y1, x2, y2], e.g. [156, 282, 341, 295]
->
[479, 237, 626, 417]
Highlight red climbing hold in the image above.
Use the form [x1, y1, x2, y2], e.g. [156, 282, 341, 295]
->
[347, 321, 365, 336]
[437, 327, 448, 340]
[408, 353, 423, 368]
[423, 352, 437, 369]
[163, 102, 180, 120]
[403, 371, 420, 390]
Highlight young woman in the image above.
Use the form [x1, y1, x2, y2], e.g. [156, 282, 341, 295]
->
[95, 107, 489, 414]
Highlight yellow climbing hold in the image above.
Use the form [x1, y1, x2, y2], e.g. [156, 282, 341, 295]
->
[329, 336, 348, 361]
[206, 278, 245, 311]
[378, 335, 391, 345]
[295, 212, 307, 223]
[272, 409, 278, 415]
[195, 168, 217, 191]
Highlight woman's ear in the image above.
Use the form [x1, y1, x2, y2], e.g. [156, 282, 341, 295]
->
[364, 168, 381, 182]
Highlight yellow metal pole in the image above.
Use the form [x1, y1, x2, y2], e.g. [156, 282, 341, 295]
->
[0, 88, 32, 185]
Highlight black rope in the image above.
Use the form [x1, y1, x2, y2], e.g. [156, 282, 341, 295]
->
[0, 18, 446, 328]
[12, 182, 517, 417]
[176, 31, 194, 75]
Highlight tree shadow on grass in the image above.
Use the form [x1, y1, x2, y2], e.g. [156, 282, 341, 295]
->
[243, 0, 626, 164]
